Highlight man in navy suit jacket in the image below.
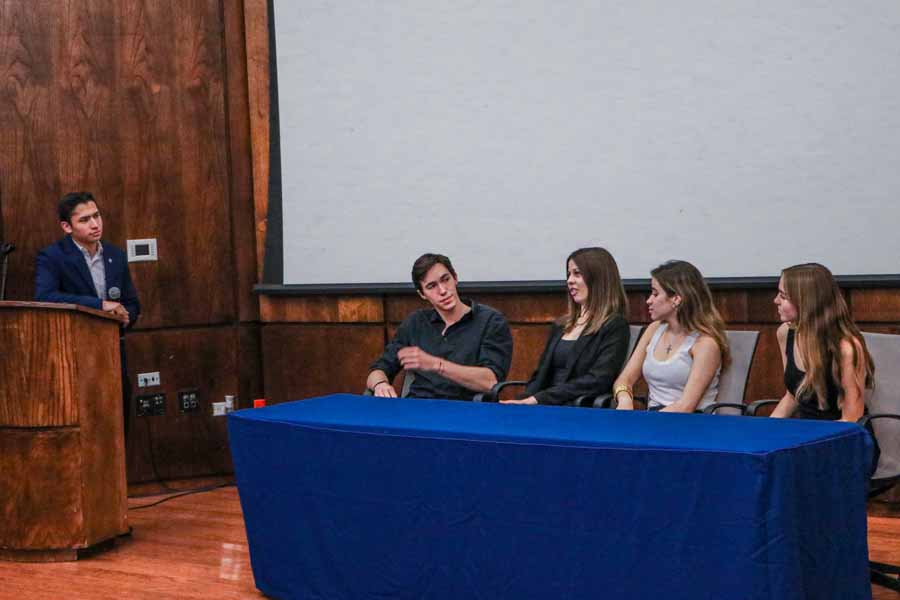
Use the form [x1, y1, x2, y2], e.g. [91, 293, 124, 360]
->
[35, 192, 141, 436]
[35, 192, 140, 327]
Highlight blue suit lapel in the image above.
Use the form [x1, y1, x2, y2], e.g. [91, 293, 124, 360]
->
[63, 236, 98, 295]
[104, 249, 120, 291]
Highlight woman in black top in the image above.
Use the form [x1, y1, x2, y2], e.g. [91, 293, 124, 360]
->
[771, 263, 874, 421]
[501, 247, 630, 406]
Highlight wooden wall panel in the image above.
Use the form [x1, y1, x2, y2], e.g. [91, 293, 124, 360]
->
[0, 1, 96, 302]
[747, 289, 780, 324]
[508, 324, 552, 384]
[261, 324, 384, 404]
[852, 290, 900, 324]
[243, 0, 269, 281]
[261, 295, 383, 323]
[238, 323, 263, 408]
[117, 0, 235, 328]
[223, 0, 259, 322]
[123, 326, 240, 483]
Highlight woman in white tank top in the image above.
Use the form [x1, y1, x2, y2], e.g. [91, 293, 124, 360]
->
[612, 261, 730, 412]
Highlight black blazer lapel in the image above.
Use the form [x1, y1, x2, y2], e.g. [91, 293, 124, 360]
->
[561, 329, 598, 380]
[532, 326, 564, 391]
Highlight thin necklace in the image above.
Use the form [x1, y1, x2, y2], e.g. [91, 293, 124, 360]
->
[664, 329, 684, 355]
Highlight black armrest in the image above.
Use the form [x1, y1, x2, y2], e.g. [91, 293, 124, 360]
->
[479, 380, 528, 403]
[572, 394, 609, 408]
[703, 402, 747, 415]
[858, 413, 900, 428]
[745, 399, 780, 416]
[592, 393, 614, 409]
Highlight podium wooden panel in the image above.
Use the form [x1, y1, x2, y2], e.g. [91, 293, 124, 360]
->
[0, 302, 128, 562]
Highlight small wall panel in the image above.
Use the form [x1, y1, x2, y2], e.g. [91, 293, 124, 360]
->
[261, 324, 385, 404]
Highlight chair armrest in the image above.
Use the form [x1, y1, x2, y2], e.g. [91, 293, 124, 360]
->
[572, 393, 610, 408]
[858, 413, 900, 428]
[591, 393, 614, 409]
[745, 399, 780, 416]
[702, 402, 747, 415]
[479, 380, 528, 403]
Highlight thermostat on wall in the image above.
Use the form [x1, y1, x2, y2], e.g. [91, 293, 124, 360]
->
[127, 238, 158, 262]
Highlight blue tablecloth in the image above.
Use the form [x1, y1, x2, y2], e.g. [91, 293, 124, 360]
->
[229, 394, 873, 600]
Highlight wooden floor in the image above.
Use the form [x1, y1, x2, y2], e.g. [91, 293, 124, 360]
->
[0, 483, 899, 599]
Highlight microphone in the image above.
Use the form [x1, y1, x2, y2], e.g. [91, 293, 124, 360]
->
[108, 286, 121, 300]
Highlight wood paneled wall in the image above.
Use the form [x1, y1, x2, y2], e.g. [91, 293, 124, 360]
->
[3, 0, 900, 484]
[260, 287, 900, 406]
[0, 0, 260, 483]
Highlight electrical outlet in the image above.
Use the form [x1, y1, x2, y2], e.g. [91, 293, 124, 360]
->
[137, 371, 161, 388]
[212, 401, 227, 417]
[178, 389, 200, 414]
[136, 393, 166, 417]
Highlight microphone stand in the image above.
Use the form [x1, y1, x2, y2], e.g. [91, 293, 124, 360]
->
[0, 242, 15, 300]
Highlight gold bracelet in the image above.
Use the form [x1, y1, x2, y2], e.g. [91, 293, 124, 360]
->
[613, 384, 632, 398]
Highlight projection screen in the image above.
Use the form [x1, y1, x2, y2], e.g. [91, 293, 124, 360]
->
[268, 0, 900, 290]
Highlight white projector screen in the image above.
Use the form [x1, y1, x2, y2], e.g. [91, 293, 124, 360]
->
[270, 0, 900, 288]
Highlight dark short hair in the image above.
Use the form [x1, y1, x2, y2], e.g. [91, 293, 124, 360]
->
[58, 192, 98, 224]
[411, 253, 456, 292]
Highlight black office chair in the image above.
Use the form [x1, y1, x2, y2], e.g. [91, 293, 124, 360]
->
[856, 332, 900, 592]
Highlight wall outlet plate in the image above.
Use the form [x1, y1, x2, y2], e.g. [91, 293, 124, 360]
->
[212, 402, 227, 417]
[137, 393, 166, 417]
[178, 389, 200, 414]
[137, 371, 161, 388]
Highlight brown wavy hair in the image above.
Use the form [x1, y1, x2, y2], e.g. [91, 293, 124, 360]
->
[560, 247, 627, 335]
[781, 263, 874, 409]
[650, 260, 731, 370]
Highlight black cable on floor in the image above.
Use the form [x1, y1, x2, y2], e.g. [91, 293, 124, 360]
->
[129, 482, 235, 510]
[137, 414, 181, 494]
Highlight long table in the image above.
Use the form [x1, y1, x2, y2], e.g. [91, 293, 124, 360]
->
[229, 394, 873, 600]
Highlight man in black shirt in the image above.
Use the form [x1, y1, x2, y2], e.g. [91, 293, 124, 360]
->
[367, 253, 513, 400]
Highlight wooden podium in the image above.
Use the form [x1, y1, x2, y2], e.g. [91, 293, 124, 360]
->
[0, 301, 128, 562]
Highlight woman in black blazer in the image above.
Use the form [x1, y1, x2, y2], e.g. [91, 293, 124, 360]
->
[501, 247, 631, 406]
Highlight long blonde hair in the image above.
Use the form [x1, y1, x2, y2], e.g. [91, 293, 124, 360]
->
[560, 247, 627, 335]
[781, 263, 874, 409]
[651, 260, 731, 370]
